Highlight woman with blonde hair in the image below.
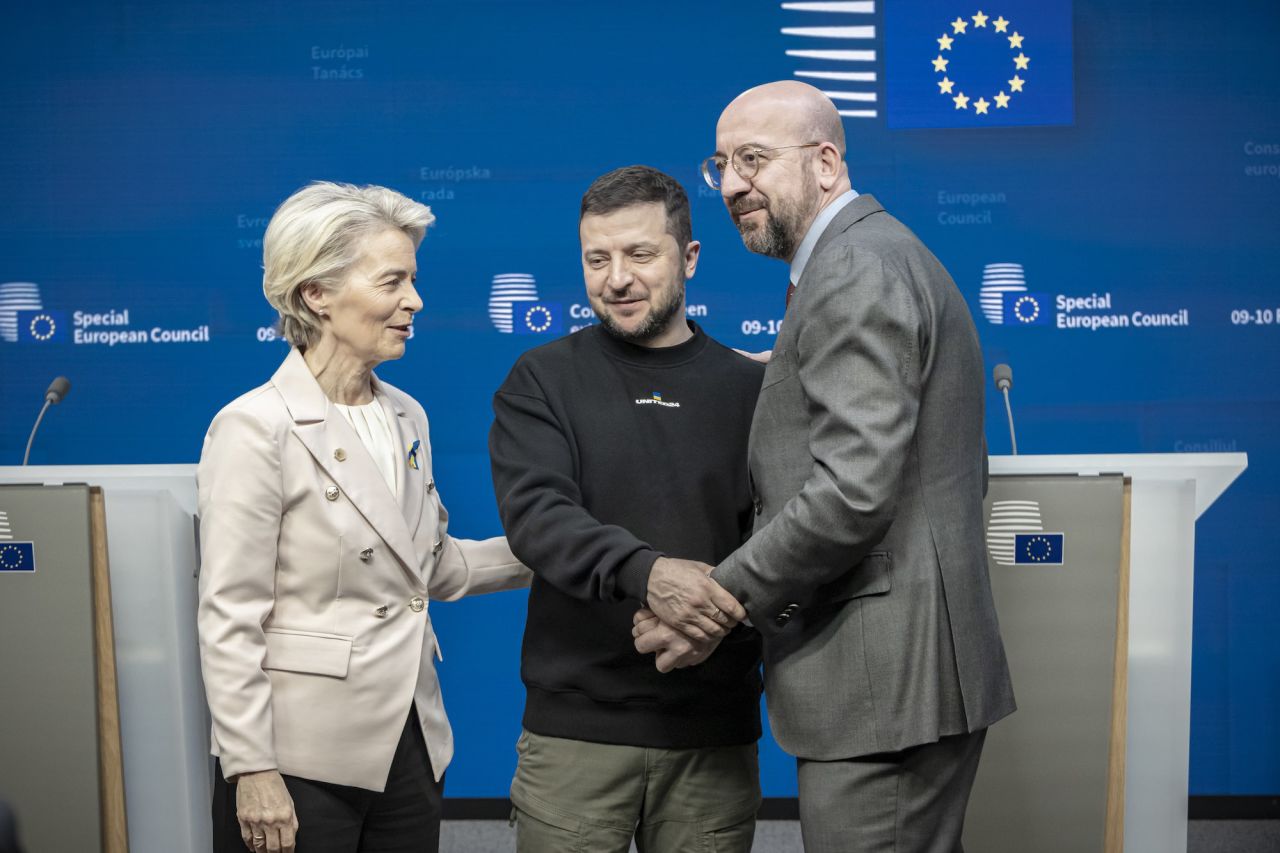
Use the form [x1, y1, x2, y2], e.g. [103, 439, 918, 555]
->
[197, 182, 529, 853]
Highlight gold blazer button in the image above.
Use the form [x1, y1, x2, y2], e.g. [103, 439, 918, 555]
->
[325, 486, 340, 501]
[409, 597, 425, 612]
[374, 605, 389, 618]
[334, 448, 347, 462]
[360, 548, 374, 562]
[427, 479, 436, 493]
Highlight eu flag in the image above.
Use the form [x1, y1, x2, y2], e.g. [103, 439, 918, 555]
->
[1003, 292, 1051, 326]
[0, 541, 37, 572]
[512, 302, 563, 335]
[884, 0, 1074, 129]
[1014, 533, 1064, 565]
[15, 309, 68, 343]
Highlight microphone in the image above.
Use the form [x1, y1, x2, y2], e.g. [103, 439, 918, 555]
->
[22, 376, 72, 465]
[45, 376, 70, 404]
[992, 364, 1018, 455]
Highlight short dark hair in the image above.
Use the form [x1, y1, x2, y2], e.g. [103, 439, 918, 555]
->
[579, 165, 693, 249]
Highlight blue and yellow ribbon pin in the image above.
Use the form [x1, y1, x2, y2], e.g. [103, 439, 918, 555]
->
[407, 439, 421, 470]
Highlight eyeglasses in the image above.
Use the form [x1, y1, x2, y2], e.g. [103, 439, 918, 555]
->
[700, 142, 822, 190]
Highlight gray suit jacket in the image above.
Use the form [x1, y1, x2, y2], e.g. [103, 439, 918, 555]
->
[714, 195, 1015, 761]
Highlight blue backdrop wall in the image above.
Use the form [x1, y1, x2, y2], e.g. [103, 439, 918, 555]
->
[2, 0, 1277, 797]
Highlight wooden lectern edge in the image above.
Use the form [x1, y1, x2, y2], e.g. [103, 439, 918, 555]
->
[1103, 481, 1132, 852]
[89, 487, 129, 853]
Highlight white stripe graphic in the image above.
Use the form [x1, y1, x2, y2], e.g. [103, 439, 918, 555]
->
[824, 90, 877, 102]
[780, 1, 878, 121]
[781, 1, 875, 11]
[795, 70, 877, 82]
[785, 49, 876, 61]
[0, 282, 44, 342]
[980, 264, 1028, 324]
[986, 499, 1045, 566]
[488, 273, 541, 333]
[781, 26, 876, 39]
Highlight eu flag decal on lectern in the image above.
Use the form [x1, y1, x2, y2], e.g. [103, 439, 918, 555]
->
[0, 541, 37, 572]
[1014, 533, 1065, 565]
[884, 1, 1074, 128]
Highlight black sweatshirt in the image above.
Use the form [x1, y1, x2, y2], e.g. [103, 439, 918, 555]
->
[489, 321, 765, 748]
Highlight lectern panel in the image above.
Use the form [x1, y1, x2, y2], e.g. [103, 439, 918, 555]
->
[0, 484, 103, 853]
[965, 475, 1126, 852]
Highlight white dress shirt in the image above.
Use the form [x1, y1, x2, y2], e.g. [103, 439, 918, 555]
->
[789, 189, 860, 288]
[334, 400, 399, 497]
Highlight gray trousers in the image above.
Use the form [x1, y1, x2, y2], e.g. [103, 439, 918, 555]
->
[797, 729, 987, 853]
[510, 730, 759, 853]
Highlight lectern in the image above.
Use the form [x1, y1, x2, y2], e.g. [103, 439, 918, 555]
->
[0, 465, 207, 853]
[963, 453, 1247, 853]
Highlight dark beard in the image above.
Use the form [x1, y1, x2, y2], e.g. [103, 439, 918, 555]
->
[599, 279, 686, 345]
[734, 180, 819, 260]
[738, 213, 798, 260]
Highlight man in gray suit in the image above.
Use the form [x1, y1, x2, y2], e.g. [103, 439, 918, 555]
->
[634, 81, 1016, 851]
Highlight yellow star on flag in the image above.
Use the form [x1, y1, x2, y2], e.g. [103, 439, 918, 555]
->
[974, 97, 990, 114]
[938, 76, 955, 93]
[932, 55, 950, 72]
[1008, 75, 1025, 92]
[972, 10, 989, 27]
[993, 16, 1009, 32]
[953, 92, 970, 110]
[1014, 53, 1030, 69]
[994, 91, 1011, 108]
[951, 17, 968, 33]
[938, 33, 954, 50]
[1008, 31, 1025, 48]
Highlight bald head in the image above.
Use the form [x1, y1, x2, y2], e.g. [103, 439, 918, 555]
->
[720, 81, 845, 156]
[713, 81, 852, 262]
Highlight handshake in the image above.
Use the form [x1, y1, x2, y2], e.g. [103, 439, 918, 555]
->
[633, 557, 747, 674]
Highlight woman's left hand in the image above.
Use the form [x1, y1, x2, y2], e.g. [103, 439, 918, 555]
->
[235, 769, 298, 853]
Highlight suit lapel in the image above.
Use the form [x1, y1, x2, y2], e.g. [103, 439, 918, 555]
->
[271, 349, 425, 590]
[375, 383, 425, 540]
[805, 193, 886, 283]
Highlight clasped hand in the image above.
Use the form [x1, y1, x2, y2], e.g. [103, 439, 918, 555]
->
[634, 557, 747, 673]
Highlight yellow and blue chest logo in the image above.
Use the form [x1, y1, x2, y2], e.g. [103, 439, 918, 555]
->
[634, 391, 681, 409]
[407, 439, 421, 470]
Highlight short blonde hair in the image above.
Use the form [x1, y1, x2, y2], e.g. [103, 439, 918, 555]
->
[262, 182, 435, 348]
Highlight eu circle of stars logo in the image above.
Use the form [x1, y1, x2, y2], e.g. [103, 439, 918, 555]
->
[1011, 294, 1040, 323]
[933, 10, 1028, 116]
[1021, 535, 1054, 562]
[28, 312, 58, 341]
[523, 305, 553, 333]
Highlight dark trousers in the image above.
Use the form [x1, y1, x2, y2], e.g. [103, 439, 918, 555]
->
[0, 800, 23, 853]
[213, 709, 444, 853]
[796, 729, 987, 853]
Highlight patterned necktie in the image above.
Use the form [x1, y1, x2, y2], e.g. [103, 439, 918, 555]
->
[786, 281, 796, 309]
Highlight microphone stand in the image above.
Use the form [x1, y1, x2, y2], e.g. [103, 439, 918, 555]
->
[22, 399, 54, 466]
[1001, 385, 1018, 456]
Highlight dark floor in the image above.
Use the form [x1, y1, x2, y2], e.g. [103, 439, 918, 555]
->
[442, 819, 1280, 852]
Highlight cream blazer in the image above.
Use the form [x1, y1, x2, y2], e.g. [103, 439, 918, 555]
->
[196, 348, 530, 791]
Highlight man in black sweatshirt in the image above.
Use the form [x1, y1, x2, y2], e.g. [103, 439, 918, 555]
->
[489, 166, 765, 852]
